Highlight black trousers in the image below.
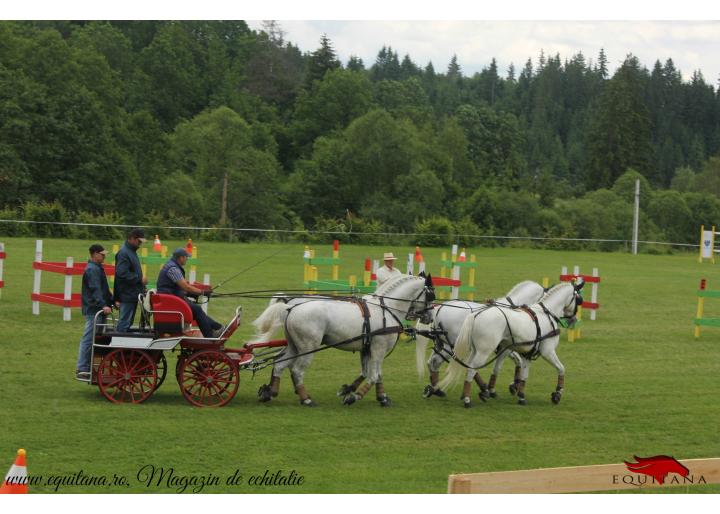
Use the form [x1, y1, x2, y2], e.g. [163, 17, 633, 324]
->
[188, 301, 222, 337]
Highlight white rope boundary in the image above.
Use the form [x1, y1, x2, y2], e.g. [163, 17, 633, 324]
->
[0, 218, 700, 248]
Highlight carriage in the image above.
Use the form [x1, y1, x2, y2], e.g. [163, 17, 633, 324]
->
[78, 292, 287, 407]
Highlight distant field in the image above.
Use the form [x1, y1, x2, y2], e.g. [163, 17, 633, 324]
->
[0, 237, 718, 493]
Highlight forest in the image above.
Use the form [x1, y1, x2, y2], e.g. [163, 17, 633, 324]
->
[1, 20, 719, 249]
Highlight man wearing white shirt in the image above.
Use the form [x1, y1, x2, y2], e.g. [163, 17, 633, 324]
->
[376, 252, 402, 288]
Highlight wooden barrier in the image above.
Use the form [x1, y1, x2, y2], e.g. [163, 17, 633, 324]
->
[448, 457, 720, 493]
[693, 278, 720, 338]
[0, 242, 5, 299]
[31, 240, 116, 321]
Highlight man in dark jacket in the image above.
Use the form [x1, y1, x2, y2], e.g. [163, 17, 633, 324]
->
[156, 248, 223, 338]
[114, 228, 148, 332]
[76, 244, 113, 380]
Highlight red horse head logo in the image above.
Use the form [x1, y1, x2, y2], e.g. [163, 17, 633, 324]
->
[624, 455, 689, 484]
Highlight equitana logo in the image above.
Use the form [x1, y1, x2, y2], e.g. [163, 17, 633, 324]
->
[614, 455, 707, 486]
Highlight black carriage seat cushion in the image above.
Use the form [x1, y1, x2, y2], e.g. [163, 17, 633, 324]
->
[150, 293, 194, 334]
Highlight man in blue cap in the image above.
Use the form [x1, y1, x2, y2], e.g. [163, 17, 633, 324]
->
[76, 244, 113, 380]
[114, 228, 147, 332]
[156, 247, 224, 338]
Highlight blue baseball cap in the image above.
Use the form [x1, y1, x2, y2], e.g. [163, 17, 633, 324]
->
[173, 248, 191, 258]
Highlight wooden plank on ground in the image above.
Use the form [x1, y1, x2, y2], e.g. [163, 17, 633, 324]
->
[448, 458, 720, 493]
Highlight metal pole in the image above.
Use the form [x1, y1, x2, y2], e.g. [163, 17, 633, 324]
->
[632, 179, 640, 255]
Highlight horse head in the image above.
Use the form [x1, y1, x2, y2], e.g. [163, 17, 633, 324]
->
[406, 274, 435, 324]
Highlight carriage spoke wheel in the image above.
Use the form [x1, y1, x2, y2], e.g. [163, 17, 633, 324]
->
[179, 350, 239, 407]
[154, 353, 168, 391]
[98, 349, 158, 404]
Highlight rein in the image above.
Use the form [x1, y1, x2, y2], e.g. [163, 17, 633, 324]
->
[448, 301, 566, 371]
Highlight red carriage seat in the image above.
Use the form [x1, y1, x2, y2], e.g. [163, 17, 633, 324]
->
[150, 293, 194, 334]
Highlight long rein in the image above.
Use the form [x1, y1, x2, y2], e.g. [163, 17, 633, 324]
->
[247, 289, 434, 372]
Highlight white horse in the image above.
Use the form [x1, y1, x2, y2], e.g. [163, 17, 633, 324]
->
[250, 274, 435, 406]
[415, 280, 546, 404]
[438, 280, 583, 407]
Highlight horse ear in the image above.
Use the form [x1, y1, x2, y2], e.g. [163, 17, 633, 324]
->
[573, 277, 585, 291]
[418, 270, 426, 278]
[426, 273, 433, 286]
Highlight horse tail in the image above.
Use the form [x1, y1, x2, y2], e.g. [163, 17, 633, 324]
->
[438, 312, 476, 391]
[249, 301, 288, 343]
[415, 320, 432, 379]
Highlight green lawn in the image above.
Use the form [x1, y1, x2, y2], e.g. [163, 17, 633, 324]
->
[1, 237, 718, 493]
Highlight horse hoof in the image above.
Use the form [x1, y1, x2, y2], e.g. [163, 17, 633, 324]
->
[551, 392, 562, 404]
[509, 383, 517, 396]
[300, 398, 316, 407]
[337, 384, 353, 397]
[422, 385, 434, 399]
[489, 390, 498, 399]
[478, 389, 489, 402]
[463, 396, 472, 408]
[377, 395, 392, 407]
[518, 398, 527, 406]
[433, 388, 446, 398]
[257, 384, 273, 402]
[343, 393, 359, 406]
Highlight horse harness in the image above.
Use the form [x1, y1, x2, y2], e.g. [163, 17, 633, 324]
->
[279, 295, 405, 361]
[448, 301, 562, 371]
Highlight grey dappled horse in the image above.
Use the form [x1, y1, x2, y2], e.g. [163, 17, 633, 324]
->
[439, 281, 583, 407]
[250, 274, 435, 406]
[415, 280, 546, 406]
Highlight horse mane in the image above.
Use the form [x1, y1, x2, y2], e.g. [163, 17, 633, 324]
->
[540, 282, 572, 302]
[374, 274, 418, 296]
[506, 280, 537, 297]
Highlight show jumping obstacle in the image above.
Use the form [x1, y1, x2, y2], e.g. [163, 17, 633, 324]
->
[303, 240, 378, 294]
[302, 241, 477, 299]
[693, 278, 720, 338]
[435, 245, 477, 301]
[31, 240, 116, 321]
[0, 242, 6, 299]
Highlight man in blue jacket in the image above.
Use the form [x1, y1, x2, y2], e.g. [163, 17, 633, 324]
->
[114, 228, 147, 332]
[76, 244, 113, 380]
[156, 248, 223, 338]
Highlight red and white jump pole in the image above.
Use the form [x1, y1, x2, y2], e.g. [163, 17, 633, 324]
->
[0, 242, 6, 299]
[560, 265, 601, 320]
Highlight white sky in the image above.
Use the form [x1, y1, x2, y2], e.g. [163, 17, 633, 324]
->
[7, 1, 720, 84]
[245, 20, 720, 84]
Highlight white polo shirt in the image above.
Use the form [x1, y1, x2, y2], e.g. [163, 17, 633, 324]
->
[376, 264, 402, 287]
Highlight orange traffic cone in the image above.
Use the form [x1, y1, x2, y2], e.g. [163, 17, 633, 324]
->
[414, 246, 424, 262]
[0, 449, 28, 494]
[185, 239, 193, 255]
[153, 235, 162, 252]
[458, 249, 467, 262]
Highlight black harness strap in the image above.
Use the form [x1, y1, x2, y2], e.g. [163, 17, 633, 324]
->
[449, 302, 563, 370]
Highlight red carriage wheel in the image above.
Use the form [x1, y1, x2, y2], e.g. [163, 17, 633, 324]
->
[97, 349, 158, 404]
[178, 350, 239, 407]
[154, 353, 168, 391]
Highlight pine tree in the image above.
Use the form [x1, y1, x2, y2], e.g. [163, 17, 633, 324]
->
[305, 34, 341, 87]
[447, 54, 461, 79]
[597, 48, 608, 79]
[347, 55, 365, 72]
[507, 62, 516, 82]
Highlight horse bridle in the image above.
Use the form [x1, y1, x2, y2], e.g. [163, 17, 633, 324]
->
[405, 283, 436, 321]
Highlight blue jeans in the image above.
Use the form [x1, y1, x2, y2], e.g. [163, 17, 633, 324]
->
[116, 301, 137, 332]
[77, 313, 106, 372]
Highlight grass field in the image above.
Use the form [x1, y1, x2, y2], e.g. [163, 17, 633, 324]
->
[1, 237, 719, 493]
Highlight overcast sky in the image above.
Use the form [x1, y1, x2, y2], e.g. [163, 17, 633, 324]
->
[245, 20, 720, 85]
